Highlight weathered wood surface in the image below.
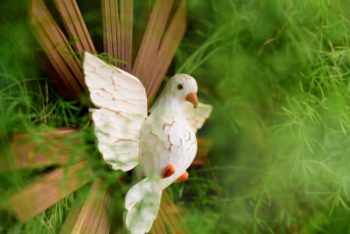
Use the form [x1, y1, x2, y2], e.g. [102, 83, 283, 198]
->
[1, 128, 84, 171]
[30, 0, 84, 98]
[60, 179, 111, 234]
[8, 160, 93, 222]
[151, 191, 187, 234]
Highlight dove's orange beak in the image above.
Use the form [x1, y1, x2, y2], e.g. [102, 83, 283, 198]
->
[185, 92, 198, 108]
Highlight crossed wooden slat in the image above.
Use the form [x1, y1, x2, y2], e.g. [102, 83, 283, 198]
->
[5, 127, 209, 233]
[30, 0, 186, 102]
[4, 0, 206, 233]
[8, 160, 92, 222]
[60, 179, 111, 234]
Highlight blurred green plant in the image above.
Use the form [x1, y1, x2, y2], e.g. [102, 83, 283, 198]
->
[174, 0, 350, 233]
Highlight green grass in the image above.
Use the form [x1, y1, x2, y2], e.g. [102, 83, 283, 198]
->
[174, 0, 350, 233]
[2, 0, 350, 233]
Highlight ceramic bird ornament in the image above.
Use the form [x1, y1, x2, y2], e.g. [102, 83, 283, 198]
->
[83, 52, 212, 234]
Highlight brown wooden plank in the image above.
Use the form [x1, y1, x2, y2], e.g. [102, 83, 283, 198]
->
[0, 128, 84, 171]
[101, 0, 111, 63]
[151, 191, 186, 234]
[132, 1, 153, 59]
[102, 0, 133, 71]
[119, 0, 133, 71]
[60, 179, 111, 234]
[54, 0, 96, 56]
[8, 160, 92, 222]
[101, 0, 118, 66]
[31, 24, 77, 98]
[132, 0, 174, 96]
[3, 123, 208, 172]
[60, 201, 83, 234]
[101, 0, 117, 66]
[112, 0, 120, 67]
[30, 0, 84, 98]
[148, 0, 186, 100]
[163, 192, 184, 233]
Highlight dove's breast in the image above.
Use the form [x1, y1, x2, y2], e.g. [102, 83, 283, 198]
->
[139, 112, 197, 188]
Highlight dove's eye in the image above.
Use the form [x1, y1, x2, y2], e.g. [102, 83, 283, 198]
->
[177, 84, 184, 90]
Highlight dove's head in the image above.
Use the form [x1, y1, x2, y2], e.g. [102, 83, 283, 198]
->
[166, 74, 198, 108]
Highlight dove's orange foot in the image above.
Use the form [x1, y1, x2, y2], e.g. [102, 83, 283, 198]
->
[163, 164, 176, 178]
[175, 171, 189, 182]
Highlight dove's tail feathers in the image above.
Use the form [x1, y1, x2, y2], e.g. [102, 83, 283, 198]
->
[125, 177, 163, 234]
[91, 108, 145, 171]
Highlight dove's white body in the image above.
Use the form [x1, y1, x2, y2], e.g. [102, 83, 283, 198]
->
[140, 97, 197, 189]
[83, 52, 212, 234]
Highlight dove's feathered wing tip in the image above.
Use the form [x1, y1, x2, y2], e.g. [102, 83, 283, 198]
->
[183, 102, 213, 131]
[125, 177, 162, 234]
[83, 51, 107, 66]
[83, 51, 144, 84]
[200, 102, 213, 116]
[83, 51, 94, 60]
[83, 51, 98, 73]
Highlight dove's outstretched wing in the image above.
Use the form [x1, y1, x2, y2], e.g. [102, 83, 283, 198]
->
[83, 52, 147, 171]
[183, 102, 212, 131]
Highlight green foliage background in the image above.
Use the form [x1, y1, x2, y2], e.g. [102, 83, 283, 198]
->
[1, 0, 350, 233]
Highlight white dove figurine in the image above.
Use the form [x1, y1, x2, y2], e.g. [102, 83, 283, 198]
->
[83, 52, 212, 234]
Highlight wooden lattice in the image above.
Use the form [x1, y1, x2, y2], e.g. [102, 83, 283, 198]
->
[3, 0, 211, 233]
